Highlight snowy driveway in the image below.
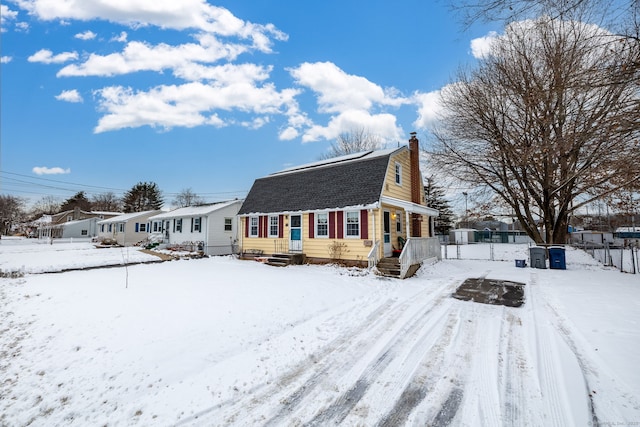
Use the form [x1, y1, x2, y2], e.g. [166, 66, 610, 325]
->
[1, 243, 639, 426]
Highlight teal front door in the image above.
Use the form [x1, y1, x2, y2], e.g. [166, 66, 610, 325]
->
[289, 215, 302, 252]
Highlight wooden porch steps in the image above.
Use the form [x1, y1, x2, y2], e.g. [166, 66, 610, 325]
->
[376, 257, 422, 279]
[376, 257, 401, 277]
[264, 253, 305, 267]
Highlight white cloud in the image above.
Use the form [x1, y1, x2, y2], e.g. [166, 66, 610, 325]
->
[32, 166, 71, 175]
[413, 90, 443, 129]
[470, 31, 498, 59]
[301, 110, 403, 143]
[290, 62, 407, 114]
[111, 31, 128, 42]
[278, 126, 299, 141]
[57, 35, 248, 78]
[74, 30, 96, 40]
[13, 0, 286, 50]
[1, 56, 12, 63]
[286, 62, 407, 142]
[28, 48, 78, 64]
[15, 21, 30, 32]
[93, 80, 300, 133]
[1, 5, 18, 32]
[55, 89, 83, 103]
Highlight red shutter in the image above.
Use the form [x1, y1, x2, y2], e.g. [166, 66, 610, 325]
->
[245, 217, 249, 238]
[329, 212, 336, 238]
[309, 213, 314, 238]
[360, 210, 368, 239]
[337, 211, 344, 239]
[263, 216, 269, 237]
[258, 215, 264, 238]
[278, 215, 284, 238]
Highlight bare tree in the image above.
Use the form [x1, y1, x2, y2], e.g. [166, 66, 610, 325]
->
[29, 195, 61, 218]
[0, 195, 26, 236]
[91, 192, 122, 212]
[320, 128, 384, 159]
[173, 188, 204, 208]
[429, 17, 640, 244]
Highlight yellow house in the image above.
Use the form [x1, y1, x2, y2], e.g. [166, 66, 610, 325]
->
[238, 134, 441, 278]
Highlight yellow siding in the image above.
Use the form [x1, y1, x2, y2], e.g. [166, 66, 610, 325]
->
[381, 149, 426, 205]
[300, 212, 375, 262]
[382, 149, 412, 201]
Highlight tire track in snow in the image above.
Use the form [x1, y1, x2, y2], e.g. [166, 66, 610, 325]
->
[498, 310, 530, 427]
[199, 279, 455, 426]
[373, 309, 462, 427]
[173, 291, 398, 426]
[267, 281, 456, 425]
[528, 272, 597, 427]
[537, 285, 640, 425]
[304, 293, 455, 426]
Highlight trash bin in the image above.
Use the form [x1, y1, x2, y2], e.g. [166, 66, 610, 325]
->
[548, 246, 566, 270]
[529, 247, 547, 269]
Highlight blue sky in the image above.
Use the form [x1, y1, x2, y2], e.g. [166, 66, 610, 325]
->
[1, 0, 498, 208]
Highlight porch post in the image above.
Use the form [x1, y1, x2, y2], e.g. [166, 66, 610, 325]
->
[405, 210, 411, 238]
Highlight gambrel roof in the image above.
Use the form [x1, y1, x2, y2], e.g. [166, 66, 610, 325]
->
[238, 148, 403, 215]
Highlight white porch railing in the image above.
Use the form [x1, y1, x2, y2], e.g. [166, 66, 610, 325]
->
[399, 237, 441, 278]
[367, 240, 381, 269]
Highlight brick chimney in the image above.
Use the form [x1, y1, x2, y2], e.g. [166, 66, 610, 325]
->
[409, 132, 422, 237]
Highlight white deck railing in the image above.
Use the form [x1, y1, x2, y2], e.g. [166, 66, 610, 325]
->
[367, 240, 381, 269]
[399, 237, 441, 278]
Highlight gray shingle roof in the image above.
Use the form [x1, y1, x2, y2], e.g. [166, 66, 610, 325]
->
[239, 149, 400, 215]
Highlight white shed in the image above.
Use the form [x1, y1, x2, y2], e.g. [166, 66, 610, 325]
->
[148, 200, 243, 256]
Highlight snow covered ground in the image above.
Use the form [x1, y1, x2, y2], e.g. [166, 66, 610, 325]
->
[1, 238, 639, 426]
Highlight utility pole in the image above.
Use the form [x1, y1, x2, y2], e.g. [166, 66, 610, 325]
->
[462, 192, 468, 229]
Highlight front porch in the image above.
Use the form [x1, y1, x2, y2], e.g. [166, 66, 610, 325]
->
[369, 237, 441, 279]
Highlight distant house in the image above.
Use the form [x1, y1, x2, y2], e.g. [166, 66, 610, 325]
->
[148, 200, 243, 256]
[96, 210, 162, 246]
[238, 134, 441, 278]
[37, 208, 121, 239]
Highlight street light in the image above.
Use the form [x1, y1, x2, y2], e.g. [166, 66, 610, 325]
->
[462, 192, 468, 229]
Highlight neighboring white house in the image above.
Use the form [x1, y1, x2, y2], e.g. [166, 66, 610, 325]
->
[96, 210, 163, 246]
[56, 217, 99, 239]
[148, 200, 243, 256]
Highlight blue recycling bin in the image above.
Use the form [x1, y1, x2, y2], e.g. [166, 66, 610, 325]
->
[548, 246, 566, 270]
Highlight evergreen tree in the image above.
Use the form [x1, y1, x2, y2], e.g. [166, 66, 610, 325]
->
[424, 176, 454, 235]
[60, 191, 92, 212]
[123, 182, 163, 213]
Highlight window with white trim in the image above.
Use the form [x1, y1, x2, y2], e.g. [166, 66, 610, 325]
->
[316, 212, 328, 237]
[81, 230, 88, 236]
[249, 217, 259, 237]
[175, 218, 183, 233]
[224, 218, 233, 231]
[269, 215, 279, 237]
[345, 211, 360, 237]
[100, 224, 105, 232]
[193, 217, 201, 232]
[396, 212, 402, 233]
[395, 162, 402, 185]
[119, 223, 125, 233]
[139, 223, 147, 232]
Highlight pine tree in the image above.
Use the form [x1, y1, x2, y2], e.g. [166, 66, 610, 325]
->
[123, 182, 163, 213]
[424, 176, 454, 235]
[60, 191, 92, 212]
